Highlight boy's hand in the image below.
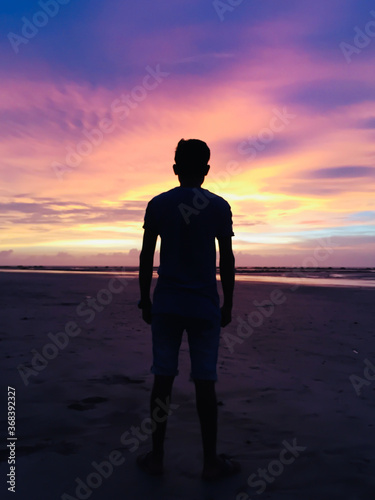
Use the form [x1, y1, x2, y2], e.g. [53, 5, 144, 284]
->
[142, 304, 152, 324]
[138, 299, 152, 324]
[220, 305, 232, 327]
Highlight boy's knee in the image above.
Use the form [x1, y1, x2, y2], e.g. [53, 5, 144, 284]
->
[154, 374, 175, 383]
[153, 374, 175, 390]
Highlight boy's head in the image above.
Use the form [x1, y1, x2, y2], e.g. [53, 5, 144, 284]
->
[173, 139, 210, 186]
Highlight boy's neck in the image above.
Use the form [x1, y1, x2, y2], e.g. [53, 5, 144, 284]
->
[179, 182, 202, 188]
[178, 176, 204, 188]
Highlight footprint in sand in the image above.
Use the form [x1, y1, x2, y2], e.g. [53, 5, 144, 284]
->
[67, 396, 108, 411]
[89, 374, 145, 385]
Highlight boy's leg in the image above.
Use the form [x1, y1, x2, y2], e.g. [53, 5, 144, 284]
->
[137, 374, 175, 475]
[137, 312, 182, 474]
[187, 316, 220, 466]
[194, 379, 217, 465]
[194, 378, 240, 479]
[188, 317, 241, 479]
[150, 374, 175, 460]
[147, 313, 183, 464]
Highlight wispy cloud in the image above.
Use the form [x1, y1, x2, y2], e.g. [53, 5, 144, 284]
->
[307, 166, 375, 179]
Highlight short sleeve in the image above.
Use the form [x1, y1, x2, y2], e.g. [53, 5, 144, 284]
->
[142, 199, 159, 233]
[216, 201, 234, 238]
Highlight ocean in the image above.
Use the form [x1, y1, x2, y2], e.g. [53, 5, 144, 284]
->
[1, 266, 375, 288]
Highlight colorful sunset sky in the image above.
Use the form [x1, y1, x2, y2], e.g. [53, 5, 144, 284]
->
[1, 0, 375, 267]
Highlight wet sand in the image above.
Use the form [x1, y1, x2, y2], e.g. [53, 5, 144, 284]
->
[1, 271, 375, 500]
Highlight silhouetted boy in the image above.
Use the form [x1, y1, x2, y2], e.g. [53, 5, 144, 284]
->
[137, 138, 239, 480]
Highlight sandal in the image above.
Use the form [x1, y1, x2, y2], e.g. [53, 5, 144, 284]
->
[202, 453, 241, 481]
[136, 451, 164, 476]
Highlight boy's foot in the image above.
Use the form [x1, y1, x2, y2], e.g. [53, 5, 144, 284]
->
[202, 454, 241, 481]
[136, 451, 164, 476]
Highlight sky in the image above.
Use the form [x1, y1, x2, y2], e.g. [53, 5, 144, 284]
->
[1, 0, 375, 267]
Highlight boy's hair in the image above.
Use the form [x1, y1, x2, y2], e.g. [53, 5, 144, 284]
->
[174, 139, 210, 176]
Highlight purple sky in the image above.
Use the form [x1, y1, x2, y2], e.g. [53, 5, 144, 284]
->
[1, 0, 375, 266]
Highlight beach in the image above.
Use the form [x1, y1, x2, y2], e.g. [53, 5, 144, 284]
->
[1, 270, 375, 500]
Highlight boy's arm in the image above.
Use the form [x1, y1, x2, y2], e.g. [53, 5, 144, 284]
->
[218, 236, 235, 327]
[139, 228, 158, 324]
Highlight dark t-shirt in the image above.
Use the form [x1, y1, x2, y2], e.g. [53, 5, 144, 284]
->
[143, 186, 234, 320]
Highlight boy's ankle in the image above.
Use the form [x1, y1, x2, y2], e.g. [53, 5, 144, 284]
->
[203, 454, 218, 467]
[151, 450, 164, 462]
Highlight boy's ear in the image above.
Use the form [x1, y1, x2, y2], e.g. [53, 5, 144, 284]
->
[173, 164, 179, 176]
[204, 164, 210, 176]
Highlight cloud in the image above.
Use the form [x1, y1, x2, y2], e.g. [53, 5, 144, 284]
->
[264, 183, 347, 197]
[0, 199, 146, 226]
[0, 249, 146, 267]
[357, 117, 375, 129]
[347, 211, 375, 222]
[281, 79, 375, 111]
[298, 220, 326, 225]
[0, 250, 13, 259]
[307, 166, 375, 179]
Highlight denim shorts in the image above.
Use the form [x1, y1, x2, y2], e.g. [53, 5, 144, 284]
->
[151, 313, 221, 381]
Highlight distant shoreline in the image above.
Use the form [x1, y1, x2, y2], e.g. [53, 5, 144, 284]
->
[0, 265, 374, 272]
[1, 265, 375, 288]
